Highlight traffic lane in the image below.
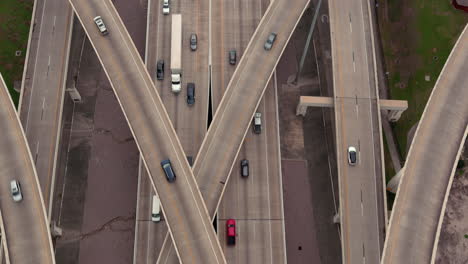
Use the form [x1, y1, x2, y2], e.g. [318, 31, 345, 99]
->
[218, 85, 285, 263]
[20, 0, 72, 206]
[0, 75, 54, 263]
[211, 0, 240, 110]
[69, 0, 226, 263]
[218, 219, 284, 263]
[134, 163, 168, 263]
[338, 97, 381, 263]
[194, 0, 310, 216]
[330, 0, 373, 99]
[382, 29, 468, 263]
[156, 0, 310, 261]
[176, 0, 209, 158]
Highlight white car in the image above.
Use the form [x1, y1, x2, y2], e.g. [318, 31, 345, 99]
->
[347, 146, 357, 165]
[93, 16, 108, 35]
[10, 180, 23, 202]
[162, 0, 170, 15]
[253, 112, 262, 134]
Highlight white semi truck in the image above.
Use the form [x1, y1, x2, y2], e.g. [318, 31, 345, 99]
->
[171, 14, 182, 93]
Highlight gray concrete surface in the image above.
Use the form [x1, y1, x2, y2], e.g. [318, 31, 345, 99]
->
[0, 74, 55, 263]
[68, 0, 226, 262]
[329, 0, 386, 262]
[54, 0, 147, 261]
[382, 25, 468, 264]
[134, 0, 211, 261]
[18, 0, 73, 213]
[155, 0, 311, 262]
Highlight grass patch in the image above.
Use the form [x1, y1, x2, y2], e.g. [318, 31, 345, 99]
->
[378, 0, 468, 157]
[0, 0, 34, 108]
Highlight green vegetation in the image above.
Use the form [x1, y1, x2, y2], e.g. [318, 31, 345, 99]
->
[0, 0, 34, 107]
[465, 234, 468, 239]
[378, 0, 468, 157]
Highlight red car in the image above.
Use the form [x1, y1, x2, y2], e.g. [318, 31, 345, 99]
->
[226, 219, 236, 245]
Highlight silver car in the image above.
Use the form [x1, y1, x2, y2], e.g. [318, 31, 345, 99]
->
[190, 33, 197, 51]
[264, 32, 277, 50]
[10, 180, 23, 202]
[93, 16, 108, 35]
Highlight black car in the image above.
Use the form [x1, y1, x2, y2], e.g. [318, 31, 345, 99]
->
[156, 60, 164, 80]
[240, 159, 249, 177]
[229, 50, 237, 65]
[187, 83, 195, 106]
[160, 159, 176, 182]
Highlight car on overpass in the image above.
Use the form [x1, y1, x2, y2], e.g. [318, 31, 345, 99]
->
[10, 180, 23, 202]
[156, 60, 164, 80]
[93, 16, 108, 35]
[264, 32, 277, 50]
[161, 159, 176, 182]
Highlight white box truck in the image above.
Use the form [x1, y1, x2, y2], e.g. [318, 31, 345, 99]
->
[171, 14, 182, 93]
[152, 195, 161, 222]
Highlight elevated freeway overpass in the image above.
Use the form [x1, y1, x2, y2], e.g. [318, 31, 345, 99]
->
[382, 24, 468, 264]
[68, 0, 225, 263]
[0, 74, 55, 264]
[329, 0, 387, 262]
[156, 0, 310, 262]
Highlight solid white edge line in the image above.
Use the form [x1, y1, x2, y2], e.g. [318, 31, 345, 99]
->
[382, 24, 468, 261]
[18, 0, 40, 113]
[48, 5, 74, 221]
[0, 73, 56, 263]
[431, 126, 468, 263]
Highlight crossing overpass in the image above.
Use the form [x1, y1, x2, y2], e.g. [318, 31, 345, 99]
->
[0, 74, 55, 264]
[67, 0, 225, 263]
[382, 24, 468, 264]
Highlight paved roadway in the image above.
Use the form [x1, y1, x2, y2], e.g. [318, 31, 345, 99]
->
[18, 0, 73, 214]
[211, 0, 286, 262]
[382, 25, 468, 264]
[134, 0, 210, 262]
[68, 0, 225, 263]
[0, 74, 55, 263]
[156, 0, 310, 262]
[328, 0, 386, 263]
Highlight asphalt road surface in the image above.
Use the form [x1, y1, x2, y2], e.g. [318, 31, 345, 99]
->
[134, 0, 210, 261]
[211, 0, 286, 262]
[328, 0, 386, 262]
[382, 25, 468, 264]
[18, 0, 73, 213]
[67, 0, 225, 263]
[156, 0, 310, 262]
[0, 74, 55, 264]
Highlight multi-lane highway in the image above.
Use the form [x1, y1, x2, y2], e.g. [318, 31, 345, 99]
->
[134, 0, 210, 261]
[0, 74, 55, 263]
[211, 0, 286, 262]
[382, 25, 468, 264]
[156, 0, 310, 261]
[328, 0, 386, 262]
[18, 0, 73, 214]
[68, 0, 225, 263]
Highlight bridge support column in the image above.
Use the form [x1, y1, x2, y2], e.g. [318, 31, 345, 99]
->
[387, 109, 405, 122]
[333, 211, 340, 224]
[51, 221, 63, 238]
[386, 167, 405, 194]
[66, 87, 81, 103]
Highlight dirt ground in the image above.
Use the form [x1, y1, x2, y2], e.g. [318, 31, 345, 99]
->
[436, 142, 468, 264]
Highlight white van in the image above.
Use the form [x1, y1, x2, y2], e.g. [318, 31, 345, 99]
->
[162, 0, 170, 15]
[152, 195, 161, 222]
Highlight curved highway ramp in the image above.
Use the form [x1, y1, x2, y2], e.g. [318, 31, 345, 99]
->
[382, 24, 468, 263]
[0, 73, 55, 263]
